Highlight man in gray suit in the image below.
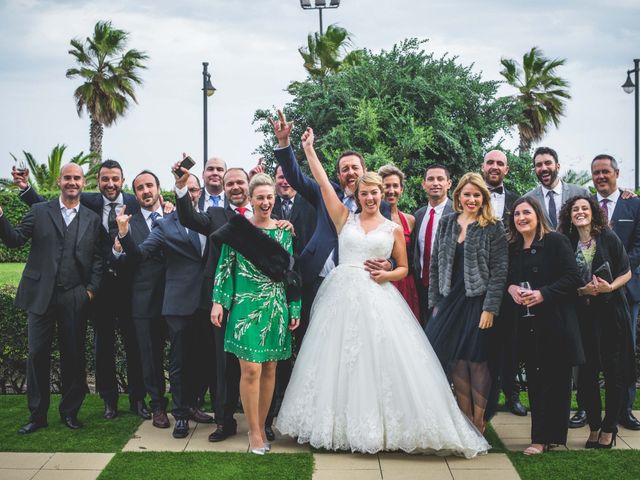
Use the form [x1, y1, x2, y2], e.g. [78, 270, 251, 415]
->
[412, 164, 454, 325]
[525, 146, 589, 229]
[0, 163, 103, 433]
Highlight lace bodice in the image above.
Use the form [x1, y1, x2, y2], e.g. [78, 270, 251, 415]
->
[338, 213, 397, 267]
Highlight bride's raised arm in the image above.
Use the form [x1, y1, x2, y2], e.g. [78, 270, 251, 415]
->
[300, 127, 349, 232]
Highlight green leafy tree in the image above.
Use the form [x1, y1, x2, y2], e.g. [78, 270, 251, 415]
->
[562, 169, 592, 187]
[67, 20, 148, 164]
[256, 39, 520, 211]
[10, 144, 99, 191]
[500, 47, 571, 155]
[299, 24, 364, 81]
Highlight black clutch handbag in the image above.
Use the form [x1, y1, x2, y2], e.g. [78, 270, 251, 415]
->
[593, 261, 613, 302]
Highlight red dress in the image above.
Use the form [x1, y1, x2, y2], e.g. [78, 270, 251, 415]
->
[392, 212, 421, 320]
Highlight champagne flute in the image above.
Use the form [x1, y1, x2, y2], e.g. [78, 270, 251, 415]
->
[519, 281, 535, 317]
[13, 157, 27, 175]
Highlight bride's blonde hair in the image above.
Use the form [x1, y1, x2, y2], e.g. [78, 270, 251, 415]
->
[354, 172, 384, 210]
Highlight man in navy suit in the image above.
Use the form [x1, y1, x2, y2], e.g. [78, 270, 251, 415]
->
[1, 163, 103, 433]
[198, 157, 229, 211]
[13, 160, 147, 421]
[591, 154, 640, 430]
[118, 172, 220, 438]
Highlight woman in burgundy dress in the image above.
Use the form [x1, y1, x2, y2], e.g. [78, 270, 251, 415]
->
[378, 165, 421, 319]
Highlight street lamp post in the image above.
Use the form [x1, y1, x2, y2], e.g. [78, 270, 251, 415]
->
[202, 62, 216, 167]
[300, 0, 341, 35]
[622, 59, 640, 190]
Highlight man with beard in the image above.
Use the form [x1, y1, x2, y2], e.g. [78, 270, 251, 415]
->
[118, 173, 221, 438]
[174, 166, 250, 443]
[199, 157, 228, 210]
[112, 171, 171, 428]
[525, 147, 589, 229]
[13, 160, 148, 421]
[412, 165, 453, 325]
[1, 163, 103, 433]
[480, 150, 527, 418]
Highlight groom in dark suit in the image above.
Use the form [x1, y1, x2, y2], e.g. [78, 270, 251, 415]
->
[481, 150, 526, 418]
[0, 163, 103, 433]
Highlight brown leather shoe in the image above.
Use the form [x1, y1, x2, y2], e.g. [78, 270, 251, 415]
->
[152, 410, 170, 429]
[189, 407, 214, 424]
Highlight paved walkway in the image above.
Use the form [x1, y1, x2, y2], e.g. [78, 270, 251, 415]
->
[2, 410, 639, 479]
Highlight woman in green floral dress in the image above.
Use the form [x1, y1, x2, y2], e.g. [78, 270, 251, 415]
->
[211, 173, 300, 454]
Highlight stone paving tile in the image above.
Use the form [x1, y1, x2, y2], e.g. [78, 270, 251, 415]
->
[446, 453, 513, 470]
[313, 453, 380, 470]
[184, 422, 248, 452]
[0, 469, 39, 480]
[123, 416, 192, 452]
[491, 424, 531, 438]
[312, 470, 381, 480]
[379, 453, 452, 479]
[32, 471, 101, 480]
[451, 469, 520, 480]
[268, 434, 310, 453]
[490, 413, 531, 425]
[42, 453, 114, 470]
[0, 452, 53, 469]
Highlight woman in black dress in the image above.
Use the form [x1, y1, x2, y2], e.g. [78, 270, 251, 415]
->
[426, 172, 508, 433]
[506, 197, 583, 455]
[558, 195, 634, 449]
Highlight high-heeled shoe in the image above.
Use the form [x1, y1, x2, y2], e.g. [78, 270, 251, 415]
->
[585, 430, 600, 449]
[597, 431, 616, 449]
[248, 432, 266, 455]
[523, 444, 548, 455]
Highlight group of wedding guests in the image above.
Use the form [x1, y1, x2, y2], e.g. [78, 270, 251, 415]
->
[0, 108, 638, 458]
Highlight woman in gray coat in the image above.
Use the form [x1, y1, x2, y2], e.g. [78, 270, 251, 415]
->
[426, 172, 508, 433]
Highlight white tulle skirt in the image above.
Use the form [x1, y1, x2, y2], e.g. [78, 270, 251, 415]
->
[276, 264, 490, 458]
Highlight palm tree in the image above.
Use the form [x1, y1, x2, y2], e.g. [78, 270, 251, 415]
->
[500, 47, 571, 155]
[67, 20, 148, 164]
[562, 169, 592, 187]
[10, 145, 98, 191]
[299, 24, 364, 81]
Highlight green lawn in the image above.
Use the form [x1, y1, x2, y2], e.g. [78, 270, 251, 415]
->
[99, 452, 314, 480]
[0, 262, 23, 286]
[0, 394, 142, 452]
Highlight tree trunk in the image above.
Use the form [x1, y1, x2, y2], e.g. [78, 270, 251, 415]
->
[89, 116, 103, 166]
[517, 125, 532, 157]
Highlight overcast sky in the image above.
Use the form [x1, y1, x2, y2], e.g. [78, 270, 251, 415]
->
[1, 0, 639, 189]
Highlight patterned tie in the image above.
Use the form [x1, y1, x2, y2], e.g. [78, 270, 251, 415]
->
[547, 191, 557, 229]
[281, 199, 292, 220]
[344, 195, 356, 213]
[108, 202, 119, 240]
[422, 208, 436, 287]
[236, 206, 248, 217]
[601, 199, 610, 224]
[210, 195, 221, 207]
[149, 211, 160, 229]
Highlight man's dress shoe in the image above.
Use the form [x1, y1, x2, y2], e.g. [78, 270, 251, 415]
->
[208, 423, 237, 442]
[189, 407, 214, 424]
[568, 410, 587, 428]
[130, 400, 152, 420]
[61, 415, 83, 429]
[506, 399, 527, 416]
[103, 401, 118, 419]
[18, 420, 47, 434]
[619, 410, 640, 430]
[172, 418, 189, 439]
[152, 410, 170, 429]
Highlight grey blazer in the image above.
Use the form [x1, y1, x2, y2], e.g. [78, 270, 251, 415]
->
[526, 181, 590, 227]
[428, 212, 508, 315]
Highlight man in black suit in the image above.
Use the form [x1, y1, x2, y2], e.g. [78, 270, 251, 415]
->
[174, 166, 249, 443]
[14, 160, 147, 420]
[1, 163, 103, 433]
[118, 172, 219, 438]
[264, 164, 317, 439]
[481, 150, 527, 417]
[112, 170, 170, 429]
[590, 154, 640, 430]
[412, 165, 453, 325]
[198, 157, 229, 210]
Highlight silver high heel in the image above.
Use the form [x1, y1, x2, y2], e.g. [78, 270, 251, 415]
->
[248, 432, 266, 455]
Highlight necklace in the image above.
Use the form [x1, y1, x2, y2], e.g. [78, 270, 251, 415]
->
[578, 237, 593, 249]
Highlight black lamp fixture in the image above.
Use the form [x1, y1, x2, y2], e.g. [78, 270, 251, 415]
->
[622, 59, 639, 189]
[300, 0, 341, 35]
[202, 62, 217, 167]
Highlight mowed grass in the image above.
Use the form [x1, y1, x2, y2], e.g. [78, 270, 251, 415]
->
[0, 394, 142, 452]
[0, 262, 24, 286]
[98, 452, 314, 480]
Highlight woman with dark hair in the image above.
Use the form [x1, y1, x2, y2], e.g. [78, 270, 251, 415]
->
[558, 195, 634, 449]
[426, 172, 508, 433]
[506, 196, 583, 455]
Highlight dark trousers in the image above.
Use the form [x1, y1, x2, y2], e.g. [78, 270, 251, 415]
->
[213, 311, 241, 426]
[194, 314, 217, 411]
[266, 275, 324, 427]
[93, 274, 144, 404]
[165, 311, 206, 419]
[578, 355, 625, 433]
[27, 286, 89, 422]
[132, 315, 166, 412]
[527, 361, 572, 445]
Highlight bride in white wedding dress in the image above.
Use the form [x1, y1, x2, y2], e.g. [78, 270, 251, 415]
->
[273, 119, 489, 458]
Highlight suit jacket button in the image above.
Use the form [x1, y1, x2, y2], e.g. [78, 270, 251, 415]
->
[532, 267, 539, 273]
[531, 249, 536, 254]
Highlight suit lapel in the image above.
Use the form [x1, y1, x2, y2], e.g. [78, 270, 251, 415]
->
[47, 200, 65, 237]
[171, 215, 200, 257]
[609, 190, 623, 227]
[75, 206, 90, 247]
[289, 197, 301, 223]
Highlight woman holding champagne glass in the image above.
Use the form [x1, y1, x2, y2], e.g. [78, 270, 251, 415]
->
[506, 196, 584, 455]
